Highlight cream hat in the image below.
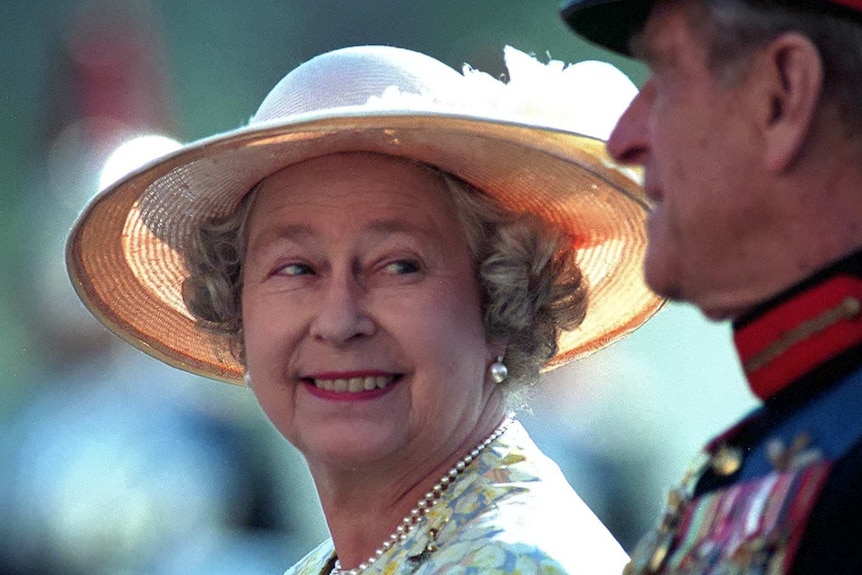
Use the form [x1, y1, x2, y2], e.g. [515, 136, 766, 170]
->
[67, 44, 662, 384]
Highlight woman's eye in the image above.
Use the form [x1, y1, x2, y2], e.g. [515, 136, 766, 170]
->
[275, 263, 313, 276]
[384, 260, 420, 275]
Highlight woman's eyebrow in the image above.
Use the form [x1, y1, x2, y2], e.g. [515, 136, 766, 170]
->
[365, 219, 428, 236]
[247, 219, 438, 254]
[363, 219, 445, 249]
[247, 224, 313, 253]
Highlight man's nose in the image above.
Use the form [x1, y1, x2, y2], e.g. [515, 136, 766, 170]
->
[606, 80, 651, 166]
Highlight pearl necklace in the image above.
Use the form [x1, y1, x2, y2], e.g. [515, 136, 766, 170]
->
[330, 417, 513, 575]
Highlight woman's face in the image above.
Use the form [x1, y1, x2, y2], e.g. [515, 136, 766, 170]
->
[242, 152, 500, 473]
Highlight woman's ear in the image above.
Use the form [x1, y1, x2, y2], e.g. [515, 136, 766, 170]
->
[487, 339, 508, 362]
[758, 32, 824, 172]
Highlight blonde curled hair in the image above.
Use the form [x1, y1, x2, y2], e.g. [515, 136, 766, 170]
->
[182, 160, 586, 394]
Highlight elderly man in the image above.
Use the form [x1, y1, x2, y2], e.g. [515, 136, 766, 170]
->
[561, 0, 862, 573]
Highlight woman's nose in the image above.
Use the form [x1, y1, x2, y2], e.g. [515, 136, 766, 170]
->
[308, 273, 376, 345]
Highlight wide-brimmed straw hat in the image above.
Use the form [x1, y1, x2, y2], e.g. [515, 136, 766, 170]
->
[67, 44, 662, 385]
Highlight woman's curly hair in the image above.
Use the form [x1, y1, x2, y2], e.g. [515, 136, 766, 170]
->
[182, 161, 587, 396]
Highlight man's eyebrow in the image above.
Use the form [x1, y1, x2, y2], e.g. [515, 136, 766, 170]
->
[630, 28, 659, 63]
[630, 30, 649, 60]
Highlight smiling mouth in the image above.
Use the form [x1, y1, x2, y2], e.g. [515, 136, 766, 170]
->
[309, 375, 397, 393]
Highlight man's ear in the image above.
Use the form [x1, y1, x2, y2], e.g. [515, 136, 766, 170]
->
[758, 32, 824, 172]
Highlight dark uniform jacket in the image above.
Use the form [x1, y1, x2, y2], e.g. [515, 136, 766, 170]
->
[626, 250, 862, 574]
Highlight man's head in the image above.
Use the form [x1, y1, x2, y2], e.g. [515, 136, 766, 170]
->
[564, 0, 862, 124]
[563, 0, 862, 319]
[561, 0, 862, 54]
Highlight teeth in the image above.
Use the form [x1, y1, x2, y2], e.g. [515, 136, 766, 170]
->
[313, 376, 393, 393]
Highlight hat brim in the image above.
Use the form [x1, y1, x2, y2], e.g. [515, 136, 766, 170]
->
[67, 110, 663, 385]
[561, 0, 654, 56]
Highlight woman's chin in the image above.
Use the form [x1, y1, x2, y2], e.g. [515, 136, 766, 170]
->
[298, 421, 407, 472]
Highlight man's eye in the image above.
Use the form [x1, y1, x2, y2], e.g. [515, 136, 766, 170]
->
[276, 263, 313, 276]
[385, 260, 420, 274]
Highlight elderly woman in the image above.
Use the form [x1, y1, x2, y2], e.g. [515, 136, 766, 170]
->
[67, 45, 661, 574]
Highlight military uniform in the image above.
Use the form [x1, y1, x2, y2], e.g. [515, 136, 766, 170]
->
[626, 251, 862, 574]
[557, 0, 862, 571]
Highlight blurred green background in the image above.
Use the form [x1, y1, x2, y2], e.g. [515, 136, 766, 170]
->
[0, 2, 755, 574]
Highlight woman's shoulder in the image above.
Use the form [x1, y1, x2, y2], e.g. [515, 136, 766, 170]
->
[408, 422, 629, 574]
[424, 504, 628, 574]
[414, 535, 627, 575]
[415, 539, 576, 574]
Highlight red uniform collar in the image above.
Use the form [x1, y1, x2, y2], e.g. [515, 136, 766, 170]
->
[733, 274, 862, 401]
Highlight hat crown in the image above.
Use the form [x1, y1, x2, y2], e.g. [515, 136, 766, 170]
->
[252, 45, 467, 123]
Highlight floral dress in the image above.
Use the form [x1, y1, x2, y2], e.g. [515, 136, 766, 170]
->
[284, 421, 628, 575]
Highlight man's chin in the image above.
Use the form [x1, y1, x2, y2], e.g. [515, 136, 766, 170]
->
[642, 254, 681, 302]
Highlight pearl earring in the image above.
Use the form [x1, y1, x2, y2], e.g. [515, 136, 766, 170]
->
[489, 356, 508, 383]
[243, 372, 252, 387]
